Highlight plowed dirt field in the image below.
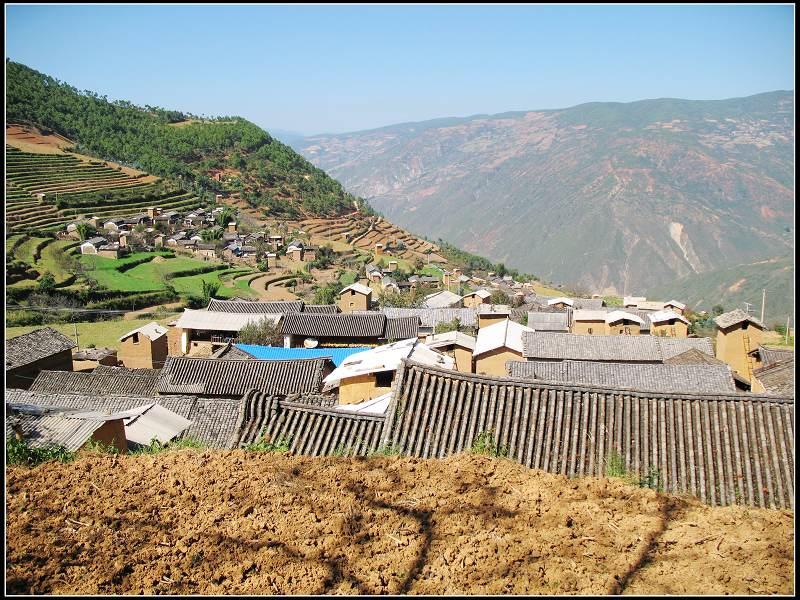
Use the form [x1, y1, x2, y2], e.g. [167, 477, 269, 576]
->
[6, 452, 794, 595]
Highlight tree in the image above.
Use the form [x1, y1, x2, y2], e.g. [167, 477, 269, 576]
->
[313, 282, 343, 305]
[37, 272, 56, 294]
[214, 207, 235, 228]
[434, 318, 463, 334]
[712, 304, 725, 316]
[490, 289, 511, 305]
[238, 317, 283, 346]
[201, 280, 221, 305]
[75, 222, 95, 241]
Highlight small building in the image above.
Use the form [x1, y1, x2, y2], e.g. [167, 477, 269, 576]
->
[366, 264, 384, 283]
[103, 218, 126, 232]
[374, 242, 384, 257]
[96, 243, 122, 259]
[338, 283, 373, 313]
[423, 331, 476, 373]
[194, 243, 217, 260]
[322, 338, 453, 405]
[526, 311, 570, 333]
[72, 348, 119, 372]
[6, 327, 76, 390]
[385, 260, 398, 273]
[714, 309, 765, 383]
[473, 319, 534, 376]
[637, 300, 667, 312]
[80, 236, 108, 255]
[571, 309, 644, 335]
[118, 322, 169, 369]
[153, 234, 165, 248]
[546, 297, 575, 310]
[477, 304, 512, 329]
[605, 310, 644, 335]
[423, 290, 462, 309]
[462, 289, 492, 309]
[267, 234, 284, 250]
[623, 296, 647, 308]
[663, 300, 686, 315]
[648, 310, 689, 337]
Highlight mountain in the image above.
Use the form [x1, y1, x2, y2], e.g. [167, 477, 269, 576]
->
[293, 93, 795, 300]
[6, 60, 371, 218]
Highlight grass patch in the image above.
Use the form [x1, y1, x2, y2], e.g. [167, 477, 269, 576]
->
[604, 449, 664, 492]
[244, 435, 291, 453]
[368, 443, 403, 457]
[338, 270, 358, 286]
[130, 436, 207, 454]
[13, 236, 49, 266]
[170, 268, 247, 299]
[469, 430, 508, 458]
[5, 317, 175, 350]
[7, 437, 76, 467]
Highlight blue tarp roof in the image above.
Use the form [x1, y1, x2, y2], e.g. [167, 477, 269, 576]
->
[234, 345, 371, 367]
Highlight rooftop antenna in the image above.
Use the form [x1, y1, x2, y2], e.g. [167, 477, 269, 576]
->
[743, 302, 754, 315]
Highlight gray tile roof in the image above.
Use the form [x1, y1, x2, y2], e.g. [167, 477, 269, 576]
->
[29, 369, 159, 397]
[757, 346, 795, 368]
[92, 365, 160, 377]
[382, 307, 478, 329]
[521, 332, 713, 362]
[384, 317, 421, 340]
[157, 356, 327, 397]
[506, 360, 736, 394]
[210, 342, 256, 360]
[206, 299, 304, 313]
[526, 312, 570, 332]
[572, 298, 605, 310]
[714, 309, 765, 330]
[302, 304, 340, 314]
[753, 358, 795, 397]
[281, 313, 387, 338]
[6, 327, 76, 371]
[380, 360, 794, 509]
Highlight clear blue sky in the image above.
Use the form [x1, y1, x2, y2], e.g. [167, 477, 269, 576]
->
[5, 4, 795, 135]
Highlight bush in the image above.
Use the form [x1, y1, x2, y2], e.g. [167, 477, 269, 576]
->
[6, 437, 75, 467]
[368, 443, 403, 457]
[244, 435, 291, 453]
[238, 316, 283, 345]
[470, 430, 508, 458]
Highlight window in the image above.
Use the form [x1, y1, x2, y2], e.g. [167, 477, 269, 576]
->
[131, 333, 140, 345]
[588, 328, 593, 334]
[375, 371, 394, 388]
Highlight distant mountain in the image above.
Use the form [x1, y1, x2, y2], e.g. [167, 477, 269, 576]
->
[294, 92, 794, 300]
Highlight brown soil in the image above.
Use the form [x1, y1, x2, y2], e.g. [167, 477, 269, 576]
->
[6, 453, 793, 595]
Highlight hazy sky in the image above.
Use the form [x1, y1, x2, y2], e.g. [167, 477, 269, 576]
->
[5, 4, 795, 135]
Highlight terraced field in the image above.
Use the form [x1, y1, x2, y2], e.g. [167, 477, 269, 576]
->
[5, 146, 200, 233]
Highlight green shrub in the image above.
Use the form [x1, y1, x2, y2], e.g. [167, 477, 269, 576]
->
[83, 439, 121, 454]
[470, 430, 508, 458]
[244, 435, 291, 453]
[604, 449, 628, 478]
[7, 437, 76, 466]
[368, 443, 403, 457]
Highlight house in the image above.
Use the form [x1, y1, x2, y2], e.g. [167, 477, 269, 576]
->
[385, 260, 398, 273]
[381, 277, 399, 292]
[321, 338, 453, 405]
[462, 289, 492, 308]
[648, 310, 689, 337]
[97, 242, 122, 259]
[72, 348, 119, 371]
[623, 296, 647, 308]
[526, 311, 570, 333]
[506, 360, 736, 394]
[119, 322, 169, 369]
[282, 313, 394, 348]
[423, 331, 476, 373]
[714, 309, 765, 383]
[520, 331, 715, 363]
[477, 304, 512, 329]
[267, 234, 284, 250]
[751, 357, 794, 396]
[153, 234, 165, 248]
[473, 319, 534, 376]
[547, 297, 574, 310]
[374, 242, 384, 257]
[417, 275, 441, 289]
[303, 246, 318, 262]
[154, 210, 181, 226]
[80, 236, 108, 254]
[157, 356, 330, 399]
[365, 264, 383, 283]
[423, 290, 462, 309]
[570, 310, 644, 335]
[664, 347, 751, 391]
[193, 243, 217, 259]
[338, 283, 373, 313]
[381, 307, 479, 336]
[103, 218, 126, 232]
[664, 300, 687, 315]
[6, 327, 76, 389]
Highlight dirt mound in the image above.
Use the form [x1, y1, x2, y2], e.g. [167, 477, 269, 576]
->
[6, 452, 793, 595]
[151, 256, 167, 263]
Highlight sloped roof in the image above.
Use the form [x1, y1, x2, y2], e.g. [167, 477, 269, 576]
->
[526, 312, 570, 332]
[714, 309, 765, 330]
[423, 290, 462, 309]
[7, 404, 112, 451]
[647, 310, 690, 325]
[753, 358, 794, 397]
[119, 321, 168, 342]
[6, 327, 76, 371]
[233, 344, 369, 366]
[175, 309, 281, 332]
[478, 304, 512, 316]
[521, 331, 714, 362]
[664, 300, 686, 310]
[206, 299, 304, 313]
[423, 331, 477, 351]
[340, 283, 372, 296]
[157, 356, 327, 397]
[281, 313, 387, 338]
[322, 338, 453, 389]
[464, 289, 492, 299]
[384, 317, 421, 340]
[573, 298, 606, 310]
[757, 346, 794, 368]
[474, 319, 534, 357]
[547, 297, 574, 307]
[381, 307, 478, 329]
[29, 369, 159, 397]
[604, 310, 645, 325]
[506, 360, 736, 394]
[210, 342, 257, 360]
[303, 304, 340, 314]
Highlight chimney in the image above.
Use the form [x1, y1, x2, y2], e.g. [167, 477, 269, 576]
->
[146, 207, 157, 219]
[375, 242, 384, 257]
[228, 221, 237, 233]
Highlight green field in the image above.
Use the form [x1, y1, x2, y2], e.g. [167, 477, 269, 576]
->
[5, 317, 179, 350]
[170, 268, 251, 298]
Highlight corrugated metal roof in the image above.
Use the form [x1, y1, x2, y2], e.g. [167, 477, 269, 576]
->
[647, 310, 690, 325]
[422, 290, 462, 309]
[157, 356, 327, 397]
[233, 344, 369, 366]
[6, 327, 76, 371]
[340, 283, 372, 296]
[119, 321, 168, 342]
[7, 406, 108, 451]
[506, 360, 736, 394]
[423, 331, 477, 351]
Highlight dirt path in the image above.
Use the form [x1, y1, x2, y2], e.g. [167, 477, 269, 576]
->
[123, 302, 184, 320]
[5, 453, 793, 595]
[263, 274, 299, 301]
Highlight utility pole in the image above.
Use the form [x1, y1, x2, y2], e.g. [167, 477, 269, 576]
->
[73, 321, 80, 351]
[760, 289, 766, 324]
[786, 316, 791, 346]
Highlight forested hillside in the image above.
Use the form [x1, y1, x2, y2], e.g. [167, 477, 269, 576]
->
[6, 60, 370, 217]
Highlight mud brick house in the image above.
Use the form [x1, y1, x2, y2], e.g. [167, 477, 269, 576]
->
[321, 338, 453, 405]
[337, 283, 373, 313]
[156, 356, 330, 399]
[72, 347, 119, 371]
[571, 310, 645, 335]
[423, 290, 462, 309]
[80, 236, 108, 255]
[118, 322, 169, 369]
[521, 331, 714, 364]
[473, 318, 534, 376]
[664, 300, 687, 315]
[29, 367, 159, 397]
[477, 304, 512, 329]
[281, 313, 420, 348]
[647, 310, 690, 337]
[714, 309, 765, 383]
[6, 327, 75, 390]
[506, 360, 736, 394]
[423, 331, 476, 373]
[462, 289, 492, 309]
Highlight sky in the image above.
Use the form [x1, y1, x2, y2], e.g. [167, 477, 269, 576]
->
[5, 4, 795, 136]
